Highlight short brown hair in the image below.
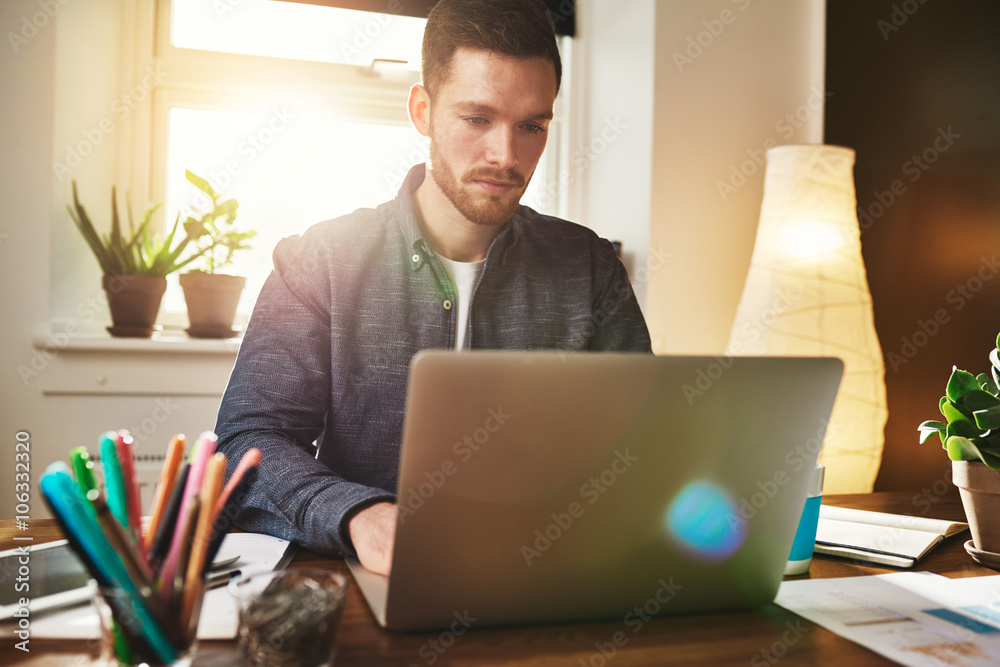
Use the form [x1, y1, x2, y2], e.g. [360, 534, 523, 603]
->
[421, 0, 562, 97]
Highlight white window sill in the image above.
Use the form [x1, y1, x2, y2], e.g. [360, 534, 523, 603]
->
[31, 321, 241, 396]
[34, 321, 242, 356]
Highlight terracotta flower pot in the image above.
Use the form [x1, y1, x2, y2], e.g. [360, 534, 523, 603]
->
[952, 460, 1000, 554]
[102, 274, 167, 337]
[179, 272, 246, 338]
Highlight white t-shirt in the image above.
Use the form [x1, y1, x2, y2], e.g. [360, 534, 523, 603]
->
[436, 255, 486, 350]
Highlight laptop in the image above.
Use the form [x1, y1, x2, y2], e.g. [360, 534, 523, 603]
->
[348, 351, 843, 631]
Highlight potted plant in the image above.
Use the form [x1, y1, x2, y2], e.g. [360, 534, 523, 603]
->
[68, 182, 204, 337]
[178, 170, 256, 338]
[918, 332, 1000, 562]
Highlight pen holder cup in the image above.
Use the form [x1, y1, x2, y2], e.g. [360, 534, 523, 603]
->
[230, 569, 349, 667]
[91, 582, 197, 667]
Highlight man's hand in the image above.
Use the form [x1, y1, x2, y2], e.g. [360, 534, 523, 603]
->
[347, 502, 397, 576]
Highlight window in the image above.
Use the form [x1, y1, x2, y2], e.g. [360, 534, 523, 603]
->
[150, 0, 564, 325]
[170, 0, 426, 67]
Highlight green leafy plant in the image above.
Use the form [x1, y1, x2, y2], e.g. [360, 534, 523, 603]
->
[68, 181, 203, 277]
[918, 332, 1000, 469]
[182, 170, 255, 275]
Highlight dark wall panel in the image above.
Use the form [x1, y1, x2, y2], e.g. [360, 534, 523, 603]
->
[826, 0, 1000, 490]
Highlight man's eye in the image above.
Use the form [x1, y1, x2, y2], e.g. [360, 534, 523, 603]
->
[465, 117, 488, 126]
[522, 124, 546, 135]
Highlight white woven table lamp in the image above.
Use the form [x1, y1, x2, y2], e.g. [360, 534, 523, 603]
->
[728, 144, 888, 493]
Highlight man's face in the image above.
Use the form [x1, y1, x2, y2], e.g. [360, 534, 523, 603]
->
[424, 48, 557, 226]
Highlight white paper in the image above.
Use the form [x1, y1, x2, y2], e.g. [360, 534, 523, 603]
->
[776, 572, 1000, 667]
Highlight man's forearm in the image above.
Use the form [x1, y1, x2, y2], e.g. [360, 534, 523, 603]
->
[216, 428, 396, 555]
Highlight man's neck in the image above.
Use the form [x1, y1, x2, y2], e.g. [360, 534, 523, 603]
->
[413, 173, 506, 263]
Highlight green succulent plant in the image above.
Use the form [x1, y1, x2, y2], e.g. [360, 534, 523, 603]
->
[68, 181, 203, 277]
[918, 332, 1000, 469]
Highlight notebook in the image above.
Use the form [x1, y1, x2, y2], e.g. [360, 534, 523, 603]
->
[814, 506, 968, 568]
[348, 351, 844, 631]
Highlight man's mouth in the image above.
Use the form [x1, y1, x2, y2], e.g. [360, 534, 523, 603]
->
[464, 168, 524, 196]
[472, 179, 519, 195]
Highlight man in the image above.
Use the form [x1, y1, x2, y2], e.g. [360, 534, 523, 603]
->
[215, 0, 651, 576]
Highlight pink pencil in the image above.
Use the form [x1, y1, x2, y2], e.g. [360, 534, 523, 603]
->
[156, 431, 217, 599]
[215, 448, 261, 517]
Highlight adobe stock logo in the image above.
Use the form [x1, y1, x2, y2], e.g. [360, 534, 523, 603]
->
[857, 126, 960, 235]
[715, 87, 832, 202]
[520, 449, 639, 567]
[7, 0, 72, 54]
[52, 65, 167, 181]
[397, 407, 512, 524]
[671, 0, 752, 74]
[877, 0, 929, 41]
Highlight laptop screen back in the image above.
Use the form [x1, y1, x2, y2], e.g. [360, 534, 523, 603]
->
[382, 351, 843, 631]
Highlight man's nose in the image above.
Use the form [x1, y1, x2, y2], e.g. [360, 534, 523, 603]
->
[484, 126, 518, 169]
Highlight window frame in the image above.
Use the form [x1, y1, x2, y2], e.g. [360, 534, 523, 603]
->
[142, 0, 567, 328]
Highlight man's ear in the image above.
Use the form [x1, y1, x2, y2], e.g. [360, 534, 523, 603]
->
[408, 83, 431, 137]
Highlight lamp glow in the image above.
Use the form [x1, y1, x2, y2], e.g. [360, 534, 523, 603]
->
[780, 219, 848, 259]
[728, 145, 887, 493]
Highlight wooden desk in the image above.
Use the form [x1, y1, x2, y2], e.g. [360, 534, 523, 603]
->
[1, 492, 989, 666]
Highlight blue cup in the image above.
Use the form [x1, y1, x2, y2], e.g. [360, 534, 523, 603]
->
[785, 463, 824, 575]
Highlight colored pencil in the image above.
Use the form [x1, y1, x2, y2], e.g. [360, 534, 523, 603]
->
[115, 430, 145, 560]
[158, 432, 217, 600]
[47, 430, 262, 659]
[90, 488, 183, 648]
[68, 446, 97, 496]
[40, 464, 178, 663]
[149, 463, 190, 572]
[203, 464, 258, 575]
[145, 434, 186, 552]
[100, 432, 127, 528]
[181, 453, 226, 638]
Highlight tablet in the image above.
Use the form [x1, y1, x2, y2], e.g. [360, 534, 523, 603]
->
[0, 540, 90, 621]
[0, 541, 242, 621]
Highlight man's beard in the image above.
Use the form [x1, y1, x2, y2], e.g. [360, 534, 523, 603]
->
[428, 141, 529, 227]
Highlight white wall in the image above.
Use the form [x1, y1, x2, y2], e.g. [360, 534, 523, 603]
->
[1, 0, 57, 519]
[568, 0, 826, 353]
[0, 0, 235, 519]
[569, 0, 656, 308]
[646, 0, 826, 353]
